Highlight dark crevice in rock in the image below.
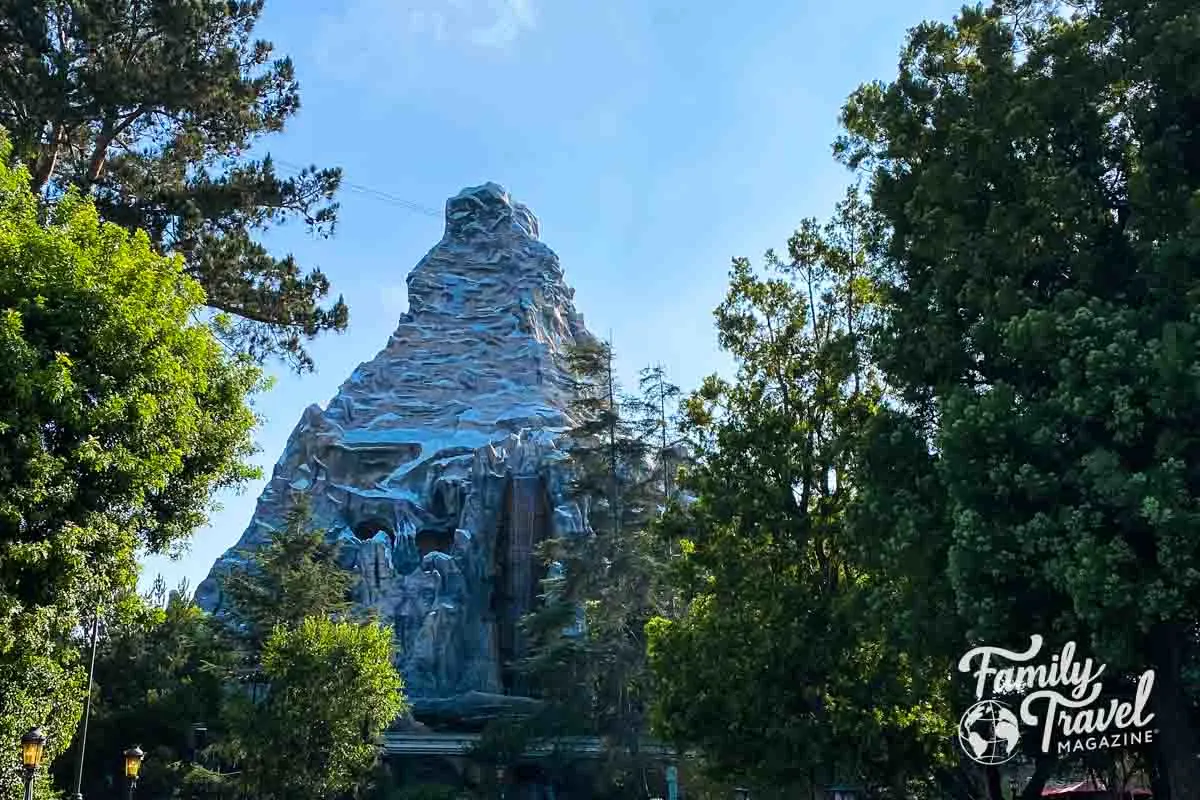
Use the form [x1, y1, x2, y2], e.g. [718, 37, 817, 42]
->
[416, 526, 454, 558]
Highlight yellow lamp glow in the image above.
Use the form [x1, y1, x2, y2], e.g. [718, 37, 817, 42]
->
[123, 746, 145, 779]
[20, 728, 47, 770]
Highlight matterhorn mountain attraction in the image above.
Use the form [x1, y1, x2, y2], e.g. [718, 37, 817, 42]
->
[195, 182, 597, 726]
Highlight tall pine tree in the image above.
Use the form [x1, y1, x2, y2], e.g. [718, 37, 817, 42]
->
[514, 340, 679, 796]
[213, 496, 403, 800]
[0, 0, 347, 371]
[219, 496, 355, 654]
[629, 365, 684, 504]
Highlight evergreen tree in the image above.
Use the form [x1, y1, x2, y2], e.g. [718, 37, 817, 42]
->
[513, 341, 678, 797]
[218, 496, 355, 653]
[221, 616, 407, 800]
[0, 0, 348, 371]
[629, 365, 684, 503]
[214, 496, 405, 799]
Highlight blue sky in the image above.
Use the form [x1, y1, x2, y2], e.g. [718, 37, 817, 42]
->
[140, 0, 968, 593]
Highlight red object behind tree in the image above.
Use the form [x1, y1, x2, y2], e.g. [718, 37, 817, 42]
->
[1041, 780, 1152, 797]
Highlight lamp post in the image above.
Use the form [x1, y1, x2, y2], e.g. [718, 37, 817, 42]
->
[71, 605, 101, 800]
[123, 746, 145, 800]
[20, 728, 48, 800]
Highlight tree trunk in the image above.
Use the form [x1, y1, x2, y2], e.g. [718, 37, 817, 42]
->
[985, 766, 1004, 800]
[1149, 623, 1200, 799]
[1020, 753, 1056, 800]
[84, 118, 116, 185]
[84, 135, 111, 184]
[30, 122, 64, 192]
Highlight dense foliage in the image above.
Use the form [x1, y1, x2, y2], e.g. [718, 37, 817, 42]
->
[226, 616, 406, 800]
[48, 580, 238, 800]
[219, 498, 355, 651]
[0, 0, 347, 371]
[47, 503, 403, 800]
[482, 341, 681, 798]
[0, 136, 260, 800]
[641, 0, 1200, 797]
[837, 0, 1200, 795]
[646, 189, 956, 798]
[213, 499, 403, 800]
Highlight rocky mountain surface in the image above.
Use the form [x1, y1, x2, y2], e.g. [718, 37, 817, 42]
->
[195, 183, 595, 726]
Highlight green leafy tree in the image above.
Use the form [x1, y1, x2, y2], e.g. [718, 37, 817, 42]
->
[837, 0, 1200, 795]
[50, 582, 238, 800]
[0, 136, 260, 800]
[207, 497, 405, 799]
[222, 616, 407, 800]
[56, 502, 390, 800]
[647, 190, 955, 797]
[0, 0, 348, 371]
[847, 405, 999, 798]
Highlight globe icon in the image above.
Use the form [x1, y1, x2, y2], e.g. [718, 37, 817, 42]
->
[958, 700, 1021, 765]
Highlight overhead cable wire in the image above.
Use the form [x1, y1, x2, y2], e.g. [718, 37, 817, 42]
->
[273, 157, 441, 218]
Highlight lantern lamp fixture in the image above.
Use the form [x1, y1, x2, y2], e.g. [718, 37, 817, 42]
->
[123, 746, 145, 800]
[20, 728, 47, 771]
[20, 728, 48, 800]
[123, 746, 145, 779]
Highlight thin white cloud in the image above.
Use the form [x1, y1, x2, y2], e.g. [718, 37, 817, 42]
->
[314, 0, 536, 70]
[467, 0, 536, 49]
[307, 0, 538, 94]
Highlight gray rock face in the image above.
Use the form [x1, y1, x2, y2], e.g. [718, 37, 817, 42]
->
[195, 183, 594, 721]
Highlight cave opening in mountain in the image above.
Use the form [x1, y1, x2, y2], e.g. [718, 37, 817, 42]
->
[416, 526, 455, 558]
[493, 473, 551, 696]
[353, 519, 395, 545]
